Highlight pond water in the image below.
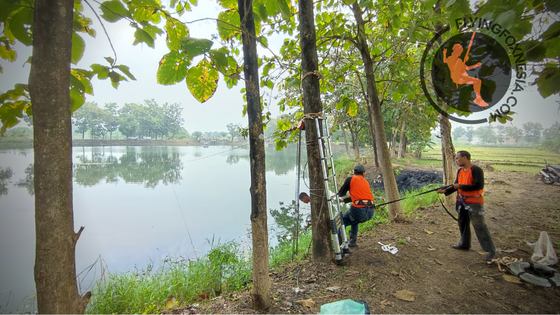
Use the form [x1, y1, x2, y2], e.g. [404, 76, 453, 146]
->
[0, 145, 307, 312]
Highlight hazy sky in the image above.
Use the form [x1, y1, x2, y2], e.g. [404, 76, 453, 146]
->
[0, 1, 558, 133]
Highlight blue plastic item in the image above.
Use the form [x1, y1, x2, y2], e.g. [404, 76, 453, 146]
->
[319, 299, 370, 314]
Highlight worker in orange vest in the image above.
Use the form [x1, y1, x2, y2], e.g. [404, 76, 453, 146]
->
[438, 150, 496, 262]
[338, 165, 375, 247]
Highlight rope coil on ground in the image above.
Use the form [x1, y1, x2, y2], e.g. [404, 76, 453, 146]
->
[489, 256, 523, 272]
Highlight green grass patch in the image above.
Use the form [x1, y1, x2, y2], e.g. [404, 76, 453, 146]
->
[401, 146, 560, 174]
[87, 243, 251, 314]
[400, 184, 441, 216]
[87, 232, 313, 314]
[269, 231, 312, 268]
[334, 156, 356, 179]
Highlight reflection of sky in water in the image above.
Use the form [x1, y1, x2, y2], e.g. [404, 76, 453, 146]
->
[0, 146, 301, 312]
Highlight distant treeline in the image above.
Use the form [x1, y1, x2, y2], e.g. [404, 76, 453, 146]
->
[452, 122, 560, 152]
[72, 100, 185, 140]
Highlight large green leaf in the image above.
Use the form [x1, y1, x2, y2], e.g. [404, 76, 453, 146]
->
[217, 0, 236, 9]
[91, 64, 110, 79]
[157, 51, 189, 85]
[181, 37, 213, 59]
[272, 0, 292, 19]
[186, 58, 219, 103]
[0, 101, 29, 134]
[70, 87, 86, 112]
[100, 0, 129, 22]
[7, 7, 33, 46]
[536, 64, 560, 98]
[117, 64, 136, 80]
[0, 84, 30, 133]
[71, 33, 85, 64]
[108, 70, 126, 88]
[217, 9, 240, 41]
[130, 1, 161, 24]
[133, 27, 155, 47]
[70, 68, 94, 95]
[165, 18, 189, 50]
[545, 37, 560, 58]
[0, 43, 16, 61]
[209, 48, 228, 72]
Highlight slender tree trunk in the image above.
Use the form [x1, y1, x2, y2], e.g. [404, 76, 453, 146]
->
[390, 126, 398, 156]
[439, 114, 456, 206]
[30, 0, 89, 313]
[348, 124, 360, 160]
[298, 0, 332, 262]
[356, 71, 379, 167]
[341, 127, 351, 157]
[351, 3, 403, 221]
[398, 120, 406, 158]
[237, 0, 271, 310]
[434, 1, 456, 207]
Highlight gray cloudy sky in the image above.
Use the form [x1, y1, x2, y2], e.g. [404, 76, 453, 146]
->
[0, 1, 558, 133]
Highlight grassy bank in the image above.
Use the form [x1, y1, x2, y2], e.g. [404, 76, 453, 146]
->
[87, 234, 313, 313]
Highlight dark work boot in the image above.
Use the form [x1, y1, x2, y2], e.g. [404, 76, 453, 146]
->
[451, 244, 470, 250]
[485, 251, 496, 263]
[349, 238, 357, 248]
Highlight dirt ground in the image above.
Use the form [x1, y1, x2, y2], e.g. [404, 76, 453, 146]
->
[180, 169, 560, 314]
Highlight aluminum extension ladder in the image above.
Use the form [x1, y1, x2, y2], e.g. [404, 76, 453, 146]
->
[312, 115, 350, 263]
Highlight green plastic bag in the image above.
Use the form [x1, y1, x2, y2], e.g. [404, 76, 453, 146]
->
[319, 299, 370, 314]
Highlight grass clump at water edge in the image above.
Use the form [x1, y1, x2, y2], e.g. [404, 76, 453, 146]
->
[86, 233, 312, 313]
[86, 243, 251, 314]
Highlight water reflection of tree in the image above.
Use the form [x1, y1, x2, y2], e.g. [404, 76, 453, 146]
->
[16, 164, 34, 195]
[224, 146, 299, 175]
[0, 167, 13, 196]
[225, 153, 241, 164]
[266, 145, 299, 175]
[73, 147, 183, 188]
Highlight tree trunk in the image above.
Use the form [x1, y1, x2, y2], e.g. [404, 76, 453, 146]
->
[298, 0, 332, 262]
[439, 114, 456, 207]
[351, 3, 403, 221]
[348, 123, 360, 160]
[433, 1, 456, 208]
[390, 126, 398, 156]
[237, 0, 271, 310]
[29, 0, 89, 313]
[341, 127, 351, 157]
[356, 72, 379, 167]
[398, 120, 406, 158]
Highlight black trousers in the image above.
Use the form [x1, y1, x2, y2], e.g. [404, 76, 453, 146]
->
[457, 203, 496, 253]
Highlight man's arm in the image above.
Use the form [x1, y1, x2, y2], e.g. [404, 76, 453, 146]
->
[338, 176, 351, 197]
[458, 165, 484, 191]
[441, 169, 460, 195]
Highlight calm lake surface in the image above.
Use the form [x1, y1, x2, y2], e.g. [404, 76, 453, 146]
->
[0, 145, 306, 312]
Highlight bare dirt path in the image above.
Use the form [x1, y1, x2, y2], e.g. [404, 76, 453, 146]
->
[186, 169, 560, 314]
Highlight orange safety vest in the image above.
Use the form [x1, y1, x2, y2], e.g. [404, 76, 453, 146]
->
[350, 175, 374, 208]
[457, 167, 484, 204]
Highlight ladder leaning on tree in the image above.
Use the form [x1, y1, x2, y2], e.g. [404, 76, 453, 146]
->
[294, 112, 350, 264]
